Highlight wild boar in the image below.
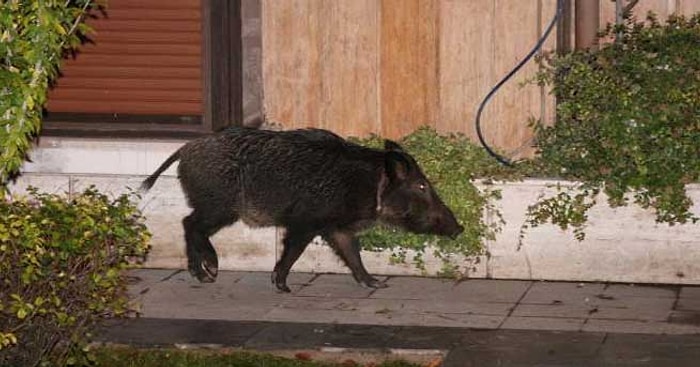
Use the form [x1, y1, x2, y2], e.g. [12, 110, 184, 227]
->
[141, 127, 463, 292]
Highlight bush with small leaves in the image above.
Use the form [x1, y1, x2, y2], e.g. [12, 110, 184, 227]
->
[352, 126, 517, 276]
[0, 0, 98, 193]
[0, 187, 150, 367]
[526, 14, 700, 239]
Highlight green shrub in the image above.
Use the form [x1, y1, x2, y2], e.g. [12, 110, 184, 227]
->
[526, 14, 700, 238]
[0, 0, 98, 192]
[352, 126, 517, 275]
[0, 187, 150, 367]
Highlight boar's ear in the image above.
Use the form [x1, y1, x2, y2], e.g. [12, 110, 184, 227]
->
[384, 139, 405, 152]
[385, 151, 412, 181]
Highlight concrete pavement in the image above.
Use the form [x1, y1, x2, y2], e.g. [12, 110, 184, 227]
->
[97, 269, 700, 366]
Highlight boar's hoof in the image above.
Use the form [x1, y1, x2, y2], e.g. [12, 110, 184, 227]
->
[189, 260, 218, 283]
[275, 283, 292, 293]
[361, 278, 388, 289]
[271, 271, 292, 293]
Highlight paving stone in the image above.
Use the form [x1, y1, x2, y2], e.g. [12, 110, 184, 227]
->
[389, 326, 466, 349]
[596, 333, 700, 367]
[582, 319, 700, 335]
[584, 296, 676, 322]
[295, 274, 387, 298]
[677, 297, 700, 311]
[264, 305, 504, 329]
[408, 313, 504, 329]
[135, 271, 246, 318]
[245, 323, 400, 350]
[521, 281, 606, 305]
[500, 316, 585, 331]
[444, 329, 605, 367]
[236, 271, 316, 295]
[243, 323, 338, 349]
[602, 284, 678, 299]
[451, 279, 532, 303]
[669, 310, 700, 326]
[136, 271, 313, 320]
[263, 306, 358, 324]
[511, 303, 596, 318]
[280, 296, 513, 316]
[328, 324, 405, 348]
[244, 323, 340, 349]
[585, 293, 676, 310]
[590, 306, 673, 322]
[126, 268, 181, 298]
[680, 286, 700, 299]
[96, 318, 267, 347]
[369, 276, 458, 300]
[127, 268, 181, 284]
[140, 294, 279, 320]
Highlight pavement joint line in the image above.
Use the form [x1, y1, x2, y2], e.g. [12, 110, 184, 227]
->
[365, 275, 396, 298]
[241, 322, 276, 350]
[670, 286, 682, 316]
[497, 280, 534, 329]
[366, 288, 378, 298]
[160, 269, 183, 282]
[292, 273, 322, 295]
[581, 314, 591, 332]
[590, 332, 610, 357]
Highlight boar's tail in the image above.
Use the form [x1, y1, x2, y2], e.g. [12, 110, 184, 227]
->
[140, 149, 181, 192]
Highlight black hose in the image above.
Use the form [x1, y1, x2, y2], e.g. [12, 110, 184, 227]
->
[475, 0, 565, 166]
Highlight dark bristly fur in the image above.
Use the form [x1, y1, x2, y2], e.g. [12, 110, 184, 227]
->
[142, 126, 463, 292]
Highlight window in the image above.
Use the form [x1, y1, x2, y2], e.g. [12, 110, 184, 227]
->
[43, 0, 243, 137]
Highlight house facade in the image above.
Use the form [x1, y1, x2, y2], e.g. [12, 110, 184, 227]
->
[13, 0, 700, 284]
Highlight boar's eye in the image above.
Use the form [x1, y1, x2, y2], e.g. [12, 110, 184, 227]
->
[418, 183, 427, 191]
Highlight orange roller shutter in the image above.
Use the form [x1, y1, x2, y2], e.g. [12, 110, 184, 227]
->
[46, 0, 203, 118]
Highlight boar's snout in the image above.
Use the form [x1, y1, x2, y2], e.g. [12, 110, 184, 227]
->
[429, 208, 464, 239]
[380, 141, 464, 240]
[450, 224, 464, 239]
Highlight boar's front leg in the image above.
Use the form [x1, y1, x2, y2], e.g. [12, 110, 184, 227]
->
[272, 229, 316, 293]
[183, 210, 233, 283]
[326, 230, 387, 289]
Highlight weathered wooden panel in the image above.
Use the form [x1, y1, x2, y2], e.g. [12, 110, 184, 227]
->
[600, 0, 700, 27]
[261, 0, 700, 152]
[437, 0, 494, 137]
[379, 0, 439, 139]
[262, 0, 323, 129]
[319, 1, 380, 136]
[490, 1, 547, 158]
[263, 0, 379, 135]
[541, 0, 559, 134]
[439, 1, 557, 158]
[680, 0, 700, 14]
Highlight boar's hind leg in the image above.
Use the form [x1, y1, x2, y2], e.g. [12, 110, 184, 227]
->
[272, 229, 316, 293]
[326, 231, 387, 289]
[183, 210, 235, 283]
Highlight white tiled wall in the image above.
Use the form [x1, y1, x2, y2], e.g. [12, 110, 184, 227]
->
[11, 138, 700, 284]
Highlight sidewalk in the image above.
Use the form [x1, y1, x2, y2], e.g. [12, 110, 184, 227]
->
[98, 269, 700, 366]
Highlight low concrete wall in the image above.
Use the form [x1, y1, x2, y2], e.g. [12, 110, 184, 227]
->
[12, 137, 700, 284]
